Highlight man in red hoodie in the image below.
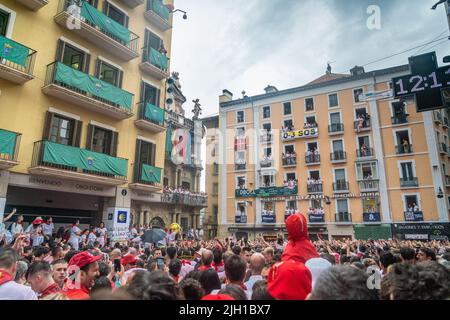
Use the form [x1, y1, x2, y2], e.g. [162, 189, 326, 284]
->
[282, 213, 319, 263]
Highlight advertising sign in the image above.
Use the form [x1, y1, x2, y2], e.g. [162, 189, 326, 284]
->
[282, 128, 318, 141]
[392, 223, 450, 241]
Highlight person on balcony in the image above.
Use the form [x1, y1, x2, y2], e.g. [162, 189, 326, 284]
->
[356, 114, 365, 132]
[360, 143, 368, 157]
[402, 139, 410, 153]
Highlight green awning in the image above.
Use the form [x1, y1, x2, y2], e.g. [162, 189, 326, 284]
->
[144, 103, 165, 124]
[81, 1, 131, 44]
[0, 129, 18, 157]
[141, 164, 161, 183]
[42, 141, 127, 177]
[354, 224, 392, 240]
[148, 47, 168, 71]
[150, 0, 170, 21]
[0, 35, 29, 67]
[54, 62, 133, 109]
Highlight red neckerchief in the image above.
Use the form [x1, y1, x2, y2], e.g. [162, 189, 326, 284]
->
[181, 259, 191, 266]
[0, 269, 13, 286]
[172, 275, 180, 283]
[40, 283, 61, 298]
[212, 261, 224, 272]
[199, 265, 212, 271]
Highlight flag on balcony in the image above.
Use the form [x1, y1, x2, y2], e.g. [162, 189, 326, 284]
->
[145, 103, 165, 124]
[81, 1, 131, 44]
[0, 129, 17, 157]
[150, 0, 170, 21]
[0, 35, 29, 67]
[148, 47, 168, 71]
[141, 164, 161, 183]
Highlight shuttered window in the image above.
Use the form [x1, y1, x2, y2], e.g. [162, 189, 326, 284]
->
[42, 111, 82, 147]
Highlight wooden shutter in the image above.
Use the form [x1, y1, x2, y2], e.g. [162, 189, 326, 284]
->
[156, 88, 161, 107]
[72, 120, 83, 147]
[151, 142, 156, 166]
[103, 0, 109, 14]
[134, 139, 142, 180]
[55, 39, 65, 62]
[84, 53, 91, 74]
[124, 15, 129, 28]
[94, 59, 101, 78]
[42, 111, 55, 140]
[118, 70, 124, 88]
[139, 81, 145, 103]
[85, 124, 94, 151]
[111, 131, 119, 157]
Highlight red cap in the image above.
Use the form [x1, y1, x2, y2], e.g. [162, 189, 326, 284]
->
[32, 218, 44, 225]
[201, 294, 235, 301]
[267, 260, 312, 300]
[68, 251, 102, 269]
[121, 254, 137, 266]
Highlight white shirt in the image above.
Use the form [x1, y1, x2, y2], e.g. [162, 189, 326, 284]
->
[69, 226, 81, 243]
[10, 223, 24, 236]
[42, 223, 54, 236]
[0, 281, 38, 300]
[245, 275, 263, 294]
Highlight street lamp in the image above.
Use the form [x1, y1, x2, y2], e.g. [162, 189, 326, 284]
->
[172, 9, 187, 20]
[437, 187, 444, 199]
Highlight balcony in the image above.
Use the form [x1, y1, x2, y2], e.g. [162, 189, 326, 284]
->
[260, 158, 273, 168]
[335, 212, 352, 224]
[261, 213, 276, 224]
[439, 143, 448, 155]
[121, 0, 145, 9]
[446, 175, 450, 187]
[356, 148, 374, 159]
[330, 151, 347, 163]
[0, 129, 21, 169]
[167, 111, 194, 130]
[282, 155, 297, 167]
[260, 132, 273, 143]
[0, 35, 36, 84]
[395, 144, 413, 155]
[162, 191, 208, 207]
[144, 0, 172, 31]
[307, 183, 323, 194]
[54, 0, 139, 61]
[235, 215, 247, 224]
[235, 163, 246, 171]
[309, 213, 325, 224]
[333, 180, 349, 193]
[391, 114, 409, 125]
[29, 140, 128, 186]
[255, 186, 298, 197]
[139, 47, 170, 80]
[404, 211, 424, 222]
[328, 123, 344, 135]
[305, 154, 320, 165]
[433, 111, 443, 124]
[42, 62, 134, 120]
[354, 119, 371, 132]
[358, 179, 379, 192]
[16, 0, 48, 10]
[129, 163, 163, 192]
[135, 103, 166, 133]
[363, 212, 381, 223]
[400, 177, 419, 188]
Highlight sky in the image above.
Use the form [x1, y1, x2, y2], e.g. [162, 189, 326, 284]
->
[169, 0, 450, 192]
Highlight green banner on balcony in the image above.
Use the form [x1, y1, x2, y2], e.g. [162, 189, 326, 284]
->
[81, 1, 131, 44]
[148, 47, 168, 71]
[145, 103, 165, 124]
[150, 0, 170, 21]
[141, 164, 161, 183]
[354, 225, 392, 240]
[42, 141, 127, 177]
[0, 129, 17, 157]
[54, 62, 133, 109]
[0, 35, 29, 67]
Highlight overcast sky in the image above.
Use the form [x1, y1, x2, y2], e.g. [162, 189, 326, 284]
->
[171, 0, 450, 118]
[169, 0, 450, 192]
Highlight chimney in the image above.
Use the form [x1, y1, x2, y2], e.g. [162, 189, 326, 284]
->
[264, 85, 278, 94]
[350, 65, 365, 76]
[219, 89, 233, 103]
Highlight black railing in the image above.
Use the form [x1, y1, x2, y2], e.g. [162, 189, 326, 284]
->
[59, 0, 140, 54]
[307, 183, 323, 193]
[44, 61, 134, 114]
[333, 180, 349, 191]
[133, 162, 163, 188]
[0, 129, 21, 162]
[353, 119, 371, 131]
[400, 177, 418, 187]
[282, 156, 297, 166]
[328, 123, 344, 133]
[391, 114, 409, 125]
[260, 132, 273, 143]
[31, 140, 128, 181]
[260, 159, 273, 168]
[356, 148, 374, 158]
[235, 163, 246, 171]
[305, 154, 320, 164]
[358, 180, 379, 191]
[440, 143, 448, 154]
[330, 151, 347, 161]
[142, 47, 169, 71]
[335, 212, 352, 223]
[166, 110, 194, 130]
[161, 192, 208, 207]
[0, 39, 37, 76]
[396, 144, 413, 154]
[137, 102, 165, 127]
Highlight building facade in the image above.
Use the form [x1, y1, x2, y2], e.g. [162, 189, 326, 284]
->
[214, 64, 450, 241]
[0, 0, 181, 241]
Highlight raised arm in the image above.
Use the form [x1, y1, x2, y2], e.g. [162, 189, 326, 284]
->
[2, 208, 17, 222]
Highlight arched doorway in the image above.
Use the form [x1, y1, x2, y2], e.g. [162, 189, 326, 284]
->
[150, 216, 166, 229]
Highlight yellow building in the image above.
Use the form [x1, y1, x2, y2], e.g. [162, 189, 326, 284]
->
[0, 0, 178, 241]
[214, 65, 450, 241]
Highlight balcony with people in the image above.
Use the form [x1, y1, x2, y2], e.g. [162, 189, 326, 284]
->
[305, 145, 320, 165]
[144, 0, 172, 31]
[391, 101, 409, 125]
[282, 150, 297, 167]
[307, 176, 323, 194]
[0, 34, 37, 84]
[161, 186, 208, 207]
[395, 131, 412, 155]
[404, 200, 423, 222]
[308, 207, 325, 223]
[140, 44, 170, 80]
[356, 137, 374, 159]
[354, 111, 371, 132]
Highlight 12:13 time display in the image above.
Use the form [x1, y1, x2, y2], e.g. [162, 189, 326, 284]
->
[393, 66, 450, 97]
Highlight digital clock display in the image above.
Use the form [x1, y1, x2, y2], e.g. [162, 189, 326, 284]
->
[392, 66, 450, 97]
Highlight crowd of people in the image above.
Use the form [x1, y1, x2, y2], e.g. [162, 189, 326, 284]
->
[303, 121, 318, 129]
[282, 179, 298, 189]
[282, 151, 297, 165]
[0, 211, 449, 300]
[306, 147, 320, 163]
[307, 207, 325, 217]
[162, 187, 207, 206]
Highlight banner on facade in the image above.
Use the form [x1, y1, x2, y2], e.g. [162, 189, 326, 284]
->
[392, 223, 450, 241]
[169, 128, 192, 165]
[282, 128, 318, 141]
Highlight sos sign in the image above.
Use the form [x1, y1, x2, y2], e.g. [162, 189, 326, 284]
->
[282, 128, 319, 140]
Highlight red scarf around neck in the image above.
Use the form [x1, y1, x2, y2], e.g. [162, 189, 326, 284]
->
[0, 269, 13, 286]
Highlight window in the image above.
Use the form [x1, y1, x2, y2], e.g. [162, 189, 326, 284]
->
[104, 2, 127, 27]
[355, 107, 367, 119]
[392, 101, 408, 124]
[311, 199, 322, 209]
[363, 197, 378, 213]
[263, 147, 272, 157]
[285, 145, 294, 154]
[163, 177, 168, 187]
[307, 142, 318, 152]
[396, 130, 411, 153]
[236, 127, 245, 137]
[305, 116, 316, 126]
[237, 111, 244, 123]
[182, 181, 190, 190]
[263, 106, 271, 119]
[404, 195, 419, 210]
[97, 60, 120, 86]
[283, 102, 292, 115]
[262, 123, 272, 132]
[213, 162, 219, 174]
[261, 174, 275, 187]
[335, 169, 346, 182]
[213, 183, 219, 194]
[330, 112, 341, 124]
[140, 82, 160, 106]
[443, 163, 447, 176]
[91, 127, 113, 155]
[180, 218, 189, 233]
[400, 162, 414, 180]
[309, 170, 320, 180]
[336, 199, 349, 213]
[144, 29, 164, 59]
[236, 202, 247, 216]
[305, 98, 314, 111]
[50, 115, 75, 146]
[328, 93, 339, 108]
[358, 136, 371, 156]
[356, 162, 378, 180]
[283, 119, 293, 129]
[61, 44, 86, 71]
[235, 150, 246, 166]
[0, 9, 9, 36]
[286, 172, 296, 181]
[332, 140, 344, 152]
[353, 88, 363, 103]
[236, 176, 246, 188]
[286, 200, 297, 210]
[137, 139, 156, 166]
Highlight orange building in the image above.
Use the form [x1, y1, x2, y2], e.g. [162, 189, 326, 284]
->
[212, 64, 450, 241]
